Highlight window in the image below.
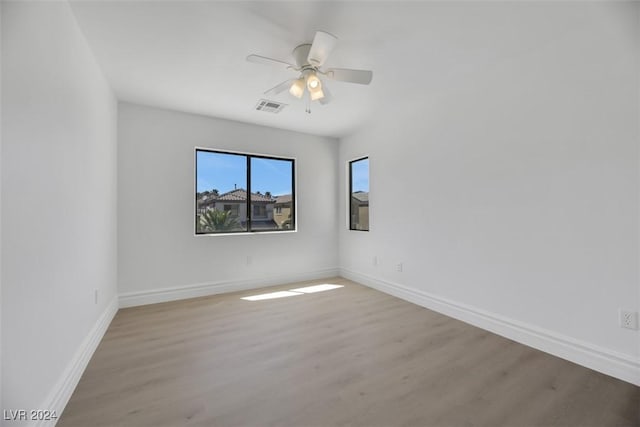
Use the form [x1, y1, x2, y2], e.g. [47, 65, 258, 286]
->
[196, 149, 295, 234]
[349, 157, 369, 231]
[224, 204, 240, 217]
[253, 205, 267, 218]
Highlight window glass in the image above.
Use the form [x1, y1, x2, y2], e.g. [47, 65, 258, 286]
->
[349, 157, 369, 231]
[196, 149, 295, 234]
[250, 157, 295, 231]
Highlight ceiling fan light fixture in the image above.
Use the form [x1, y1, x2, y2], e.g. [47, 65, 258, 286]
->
[289, 78, 305, 98]
[247, 30, 373, 111]
[306, 72, 321, 90]
[309, 86, 325, 101]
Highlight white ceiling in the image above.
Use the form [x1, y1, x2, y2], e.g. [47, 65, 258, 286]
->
[69, 1, 575, 138]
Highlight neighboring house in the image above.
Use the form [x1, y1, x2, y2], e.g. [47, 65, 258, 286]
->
[273, 194, 293, 229]
[196, 192, 218, 214]
[197, 188, 279, 229]
[351, 191, 369, 230]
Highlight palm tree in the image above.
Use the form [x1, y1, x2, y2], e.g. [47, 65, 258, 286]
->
[199, 209, 241, 232]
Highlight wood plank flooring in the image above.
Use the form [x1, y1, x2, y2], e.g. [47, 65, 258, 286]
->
[59, 278, 640, 427]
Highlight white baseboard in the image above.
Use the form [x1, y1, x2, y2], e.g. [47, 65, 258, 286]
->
[35, 296, 118, 427]
[339, 268, 640, 387]
[119, 268, 341, 308]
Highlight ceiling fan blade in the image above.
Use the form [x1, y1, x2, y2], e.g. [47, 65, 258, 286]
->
[319, 83, 332, 105]
[264, 79, 294, 97]
[247, 54, 296, 69]
[307, 31, 338, 67]
[324, 68, 373, 85]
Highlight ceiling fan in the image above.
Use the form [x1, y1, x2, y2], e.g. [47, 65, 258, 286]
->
[247, 31, 373, 112]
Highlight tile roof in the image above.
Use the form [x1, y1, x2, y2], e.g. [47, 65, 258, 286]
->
[275, 194, 292, 204]
[352, 191, 369, 203]
[217, 188, 275, 203]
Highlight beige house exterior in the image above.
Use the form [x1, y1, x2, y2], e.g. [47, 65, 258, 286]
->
[197, 188, 278, 230]
[351, 191, 369, 230]
[273, 194, 293, 229]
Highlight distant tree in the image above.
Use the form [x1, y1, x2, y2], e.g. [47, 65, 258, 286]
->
[197, 189, 219, 202]
[199, 209, 241, 232]
[265, 191, 272, 198]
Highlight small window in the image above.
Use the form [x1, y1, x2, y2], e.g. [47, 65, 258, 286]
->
[349, 157, 369, 231]
[253, 205, 267, 218]
[196, 149, 295, 234]
[224, 204, 240, 217]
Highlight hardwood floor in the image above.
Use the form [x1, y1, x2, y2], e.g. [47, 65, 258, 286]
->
[59, 278, 640, 427]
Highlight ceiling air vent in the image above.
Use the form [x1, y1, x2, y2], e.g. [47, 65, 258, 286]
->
[255, 99, 286, 114]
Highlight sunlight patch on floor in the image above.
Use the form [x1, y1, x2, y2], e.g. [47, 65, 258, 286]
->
[242, 284, 344, 301]
[241, 291, 304, 301]
[290, 284, 344, 293]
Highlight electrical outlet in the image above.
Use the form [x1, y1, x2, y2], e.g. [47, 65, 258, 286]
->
[373, 256, 378, 266]
[396, 263, 403, 272]
[246, 256, 252, 266]
[619, 310, 639, 330]
[94, 289, 99, 305]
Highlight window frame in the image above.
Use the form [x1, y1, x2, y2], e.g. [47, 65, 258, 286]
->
[348, 156, 370, 232]
[195, 148, 296, 236]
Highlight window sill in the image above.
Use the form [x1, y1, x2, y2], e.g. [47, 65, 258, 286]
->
[194, 230, 297, 237]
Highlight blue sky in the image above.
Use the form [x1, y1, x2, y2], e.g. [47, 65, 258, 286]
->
[351, 158, 369, 192]
[197, 151, 293, 196]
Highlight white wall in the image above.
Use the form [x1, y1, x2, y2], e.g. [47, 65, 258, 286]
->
[339, 2, 639, 384]
[118, 103, 338, 304]
[1, 1, 117, 422]
[0, 1, 3, 419]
